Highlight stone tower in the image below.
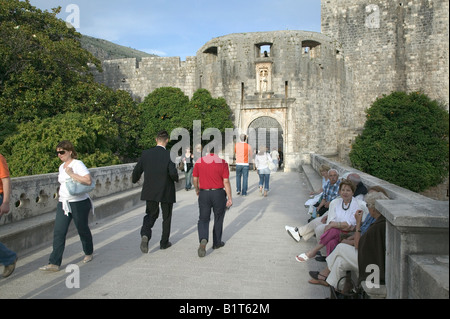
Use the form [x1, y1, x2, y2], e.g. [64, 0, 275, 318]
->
[195, 31, 350, 170]
[93, 0, 449, 171]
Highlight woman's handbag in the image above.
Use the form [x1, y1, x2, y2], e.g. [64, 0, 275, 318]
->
[66, 179, 96, 196]
[329, 272, 366, 299]
[267, 154, 277, 171]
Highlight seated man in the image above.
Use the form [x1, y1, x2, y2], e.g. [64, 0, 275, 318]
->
[314, 169, 340, 217]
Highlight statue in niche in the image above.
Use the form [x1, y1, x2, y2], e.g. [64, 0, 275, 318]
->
[256, 62, 272, 94]
[260, 69, 268, 92]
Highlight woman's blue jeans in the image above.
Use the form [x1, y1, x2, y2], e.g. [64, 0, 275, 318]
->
[49, 198, 93, 266]
[258, 169, 270, 191]
[0, 194, 17, 266]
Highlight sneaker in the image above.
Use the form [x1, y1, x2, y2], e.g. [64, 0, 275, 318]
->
[285, 225, 301, 242]
[3, 258, 17, 278]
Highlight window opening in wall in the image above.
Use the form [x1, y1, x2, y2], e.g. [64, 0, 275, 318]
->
[302, 40, 321, 58]
[203, 46, 218, 64]
[256, 43, 273, 58]
[241, 82, 245, 102]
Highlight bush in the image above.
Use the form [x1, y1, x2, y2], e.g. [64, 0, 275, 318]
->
[350, 91, 449, 192]
[1, 113, 121, 177]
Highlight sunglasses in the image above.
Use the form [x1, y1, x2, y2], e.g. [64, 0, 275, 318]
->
[56, 150, 66, 155]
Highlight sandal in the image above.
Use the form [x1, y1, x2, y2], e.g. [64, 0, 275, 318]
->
[295, 253, 309, 263]
[39, 264, 60, 272]
[308, 278, 330, 287]
[83, 255, 93, 263]
[309, 271, 328, 280]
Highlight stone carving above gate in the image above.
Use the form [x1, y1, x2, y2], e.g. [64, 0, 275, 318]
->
[256, 62, 272, 94]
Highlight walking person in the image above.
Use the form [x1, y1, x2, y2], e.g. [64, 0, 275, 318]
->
[234, 134, 253, 196]
[0, 153, 17, 278]
[132, 131, 179, 253]
[254, 146, 272, 197]
[270, 147, 279, 171]
[182, 147, 194, 191]
[193, 147, 232, 257]
[40, 141, 94, 272]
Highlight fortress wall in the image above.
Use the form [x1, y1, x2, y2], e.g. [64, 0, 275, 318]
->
[93, 56, 197, 101]
[92, 0, 448, 169]
[321, 0, 449, 120]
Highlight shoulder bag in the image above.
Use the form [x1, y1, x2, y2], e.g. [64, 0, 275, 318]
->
[66, 178, 96, 196]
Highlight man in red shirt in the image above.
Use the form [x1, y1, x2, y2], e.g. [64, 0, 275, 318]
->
[193, 148, 233, 257]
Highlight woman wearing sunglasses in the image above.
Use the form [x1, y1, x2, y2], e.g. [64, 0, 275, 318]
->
[40, 141, 94, 272]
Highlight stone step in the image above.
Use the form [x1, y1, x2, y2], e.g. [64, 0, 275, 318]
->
[408, 254, 449, 299]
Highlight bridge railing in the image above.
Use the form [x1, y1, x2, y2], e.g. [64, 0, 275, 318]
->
[1, 163, 141, 226]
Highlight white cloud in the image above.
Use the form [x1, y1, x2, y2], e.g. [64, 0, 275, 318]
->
[141, 49, 167, 56]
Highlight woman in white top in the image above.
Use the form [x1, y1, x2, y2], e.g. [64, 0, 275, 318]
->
[40, 141, 94, 272]
[295, 179, 359, 262]
[270, 148, 279, 171]
[254, 146, 272, 197]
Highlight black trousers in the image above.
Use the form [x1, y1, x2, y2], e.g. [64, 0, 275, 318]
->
[197, 189, 227, 246]
[140, 200, 173, 247]
[314, 201, 329, 217]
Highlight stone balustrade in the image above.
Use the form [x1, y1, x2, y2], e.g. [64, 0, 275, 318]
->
[310, 154, 449, 299]
[1, 163, 141, 226]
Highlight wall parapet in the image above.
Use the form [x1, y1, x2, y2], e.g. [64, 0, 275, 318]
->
[1, 163, 142, 226]
[310, 154, 449, 299]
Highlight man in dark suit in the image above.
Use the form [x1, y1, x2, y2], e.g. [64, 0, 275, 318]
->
[132, 131, 179, 253]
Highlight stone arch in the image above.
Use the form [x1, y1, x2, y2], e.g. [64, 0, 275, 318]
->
[247, 116, 284, 156]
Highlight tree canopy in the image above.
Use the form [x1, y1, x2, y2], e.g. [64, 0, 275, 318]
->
[139, 88, 233, 150]
[349, 91, 449, 192]
[0, 1, 234, 177]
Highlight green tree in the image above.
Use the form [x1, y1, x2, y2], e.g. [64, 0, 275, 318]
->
[139, 88, 234, 150]
[0, 0, 141, 168]
[189, 89, 234, 133]
[139, 87, 191, 149]
[350, 91, 449, 192]
[0, 0, 101, 125]
[0, 113, 121, 177]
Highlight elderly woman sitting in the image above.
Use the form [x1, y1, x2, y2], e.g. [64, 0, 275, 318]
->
[295, 179, 362, 262]
[308, 189, 389, 289]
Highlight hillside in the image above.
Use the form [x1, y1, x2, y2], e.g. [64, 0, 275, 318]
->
[80, 35, 157, 61]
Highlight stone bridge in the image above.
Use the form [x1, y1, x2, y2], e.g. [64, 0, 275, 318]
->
[0, 155, 448, 299]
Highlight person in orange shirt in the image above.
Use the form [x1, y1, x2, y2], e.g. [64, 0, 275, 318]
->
[0, 153, 17, 278]
[234, 134, 253, 196]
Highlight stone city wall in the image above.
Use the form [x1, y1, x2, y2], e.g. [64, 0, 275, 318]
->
[321, 0, 449, 126]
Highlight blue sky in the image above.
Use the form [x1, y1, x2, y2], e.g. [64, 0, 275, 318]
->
[28, 0, 321, 60]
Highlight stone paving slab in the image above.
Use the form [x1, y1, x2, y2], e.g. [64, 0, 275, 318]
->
[0, 170, 329, 299]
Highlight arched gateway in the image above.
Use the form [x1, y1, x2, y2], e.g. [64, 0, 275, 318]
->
[247, 116, 283, 158]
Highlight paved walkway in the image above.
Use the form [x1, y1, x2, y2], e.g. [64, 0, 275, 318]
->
[0, 170, 329, 299]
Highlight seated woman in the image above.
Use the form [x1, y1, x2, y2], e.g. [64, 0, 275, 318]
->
[307, 190, 389, 289]
[295, 179, 361, 262]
